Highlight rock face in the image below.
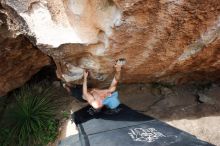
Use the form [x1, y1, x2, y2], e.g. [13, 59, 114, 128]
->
[0, 9, 51, 96]
[1, 0, 220, 86]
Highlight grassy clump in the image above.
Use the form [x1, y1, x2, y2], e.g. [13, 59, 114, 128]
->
[0, 83, 60, 146]
[62, 110, 70, 119]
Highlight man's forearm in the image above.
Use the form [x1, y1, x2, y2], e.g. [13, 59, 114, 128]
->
[109, 70, 121, 92]
[115, 70, 121, 81]
[55, 61, 62, 79]
[83, 77, 88, 95]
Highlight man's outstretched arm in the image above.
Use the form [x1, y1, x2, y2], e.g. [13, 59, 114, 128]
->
[83, 71, 94, 103]
[83, 71, 101, 109]
[108, 63, 122, 93]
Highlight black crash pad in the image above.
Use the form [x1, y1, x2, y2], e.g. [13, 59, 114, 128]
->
[58, 134, 81, 146]
[72, 104, 214, 146]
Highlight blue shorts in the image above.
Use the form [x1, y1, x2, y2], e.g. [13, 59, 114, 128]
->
[102, 91, 120, 109]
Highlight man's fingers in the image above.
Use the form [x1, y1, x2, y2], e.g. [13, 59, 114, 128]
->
[114, 64, 122, 68]
[84, 70, 89, 77]
[115, 58, 126, 66]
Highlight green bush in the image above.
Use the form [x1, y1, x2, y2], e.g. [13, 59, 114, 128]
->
[62, 111, 70, 119]
[0, 84, 60, 146]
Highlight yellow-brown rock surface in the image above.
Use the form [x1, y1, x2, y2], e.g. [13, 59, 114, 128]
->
[0, 10, 51, 96]
[1, 0, 220, 86]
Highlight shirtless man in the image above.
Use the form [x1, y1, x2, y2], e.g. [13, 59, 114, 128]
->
[82, 60, 124, 110]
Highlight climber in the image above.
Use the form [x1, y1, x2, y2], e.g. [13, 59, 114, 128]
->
[82, 59, 125, 110]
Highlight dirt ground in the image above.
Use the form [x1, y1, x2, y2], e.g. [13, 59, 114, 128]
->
[53, 83, 220, 146]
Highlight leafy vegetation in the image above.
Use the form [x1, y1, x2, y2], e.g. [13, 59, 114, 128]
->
[62, 110, 70, 119]
[0, 83, 60, 146]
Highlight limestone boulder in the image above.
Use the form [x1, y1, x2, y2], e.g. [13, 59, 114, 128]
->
[0, 9, 51, 96]
[1, 0, 220, 85]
